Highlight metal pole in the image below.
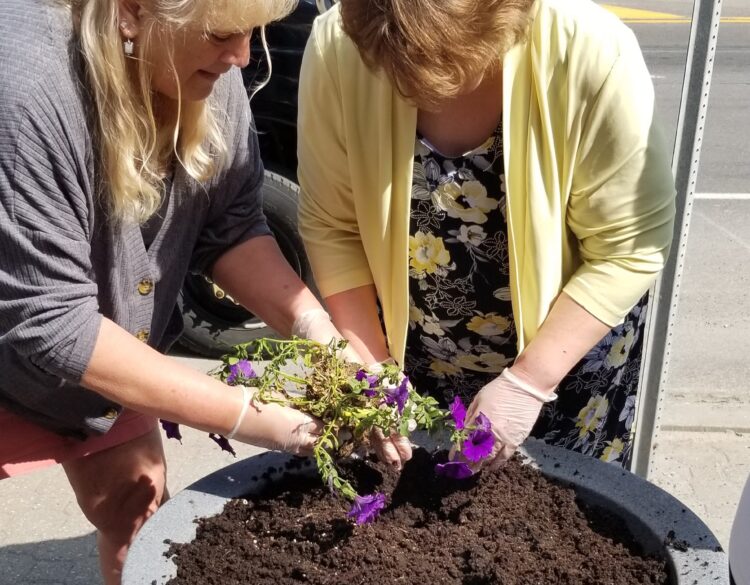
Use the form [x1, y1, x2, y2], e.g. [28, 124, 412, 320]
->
[630, 0, 723, 478]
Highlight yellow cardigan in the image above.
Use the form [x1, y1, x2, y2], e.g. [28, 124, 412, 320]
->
[297, 0, 676, 365]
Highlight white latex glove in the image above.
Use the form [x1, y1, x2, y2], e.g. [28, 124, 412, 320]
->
[456, 368, 557, 470]
[367, 358, 413, 470]
[226, 386, 324, 456]
[291, 308, 362, 362]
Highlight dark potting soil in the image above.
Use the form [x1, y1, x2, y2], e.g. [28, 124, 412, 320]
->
[166, 449, 669, 585]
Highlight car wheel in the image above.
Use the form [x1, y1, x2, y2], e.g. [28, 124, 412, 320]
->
[176, 171, 314, 358]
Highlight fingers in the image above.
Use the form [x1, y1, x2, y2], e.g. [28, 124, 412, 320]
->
[285, 412, 325, 456]
[293, 443, 316, 457]
[371, 428, 405, 470]
[449, 439, 516, 473]
[391, 432, 413, 463]
[462, 391, 484, 424]
[288, 421, 322, 456]
[488, 442, 517, 470]
[448, 444, 459, 462]
[371, 428, 397, 467]
[299, 414, 325, 438]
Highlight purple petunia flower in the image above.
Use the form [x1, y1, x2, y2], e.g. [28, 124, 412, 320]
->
[355, 369, 380, 397]
[226, 359, 256, 386]
[463, 427, 495, 462]
[160, 420, 182, 442]
[474, 412, 491, 432]
[384, 376, 410, 414]
[209, 433, 237, 457]
[355, 369, 375, 386]
[449, 395, 467, 430]
[348, 492, 387, 525]
[435, 461, 473, 479]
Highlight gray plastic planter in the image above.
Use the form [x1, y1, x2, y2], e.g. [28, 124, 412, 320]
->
[123, 436, 728, 584]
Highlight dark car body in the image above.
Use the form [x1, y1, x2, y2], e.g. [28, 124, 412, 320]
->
[244, 0, 322, 179]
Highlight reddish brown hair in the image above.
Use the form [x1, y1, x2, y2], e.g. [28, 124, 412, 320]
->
[339, 0, 534, 108]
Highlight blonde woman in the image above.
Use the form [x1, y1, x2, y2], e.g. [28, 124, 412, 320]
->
[298, 0, 676, 470]
[0, 0, 350, 582]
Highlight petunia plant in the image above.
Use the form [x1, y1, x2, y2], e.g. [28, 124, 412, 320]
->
[161, 338, 497, 524]
[164, 337, 446, 524]
[434, 395, 496, 479]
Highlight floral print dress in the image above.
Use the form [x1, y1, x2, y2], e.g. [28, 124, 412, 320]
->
[403, 123, 647, 468]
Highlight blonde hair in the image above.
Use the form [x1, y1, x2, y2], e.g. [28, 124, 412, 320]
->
[339, 0, 533, 109]
[63, 0, 296, 223]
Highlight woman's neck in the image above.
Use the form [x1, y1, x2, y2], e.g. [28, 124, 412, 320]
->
[151, 95, 179, 176]
[152, 94, 179, 126]
[417, 66, 504, 157]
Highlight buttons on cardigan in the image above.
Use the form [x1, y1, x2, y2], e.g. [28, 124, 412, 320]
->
[137, 279, 154, 295]
[135, 280, 153, 343]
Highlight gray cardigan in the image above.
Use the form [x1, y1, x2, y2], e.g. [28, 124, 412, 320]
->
[0, 0, 271, 438]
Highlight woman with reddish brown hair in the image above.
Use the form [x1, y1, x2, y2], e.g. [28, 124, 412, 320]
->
[297, 0, 676, 470]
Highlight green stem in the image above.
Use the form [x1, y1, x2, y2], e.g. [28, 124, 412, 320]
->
[276, 371, 309, 386]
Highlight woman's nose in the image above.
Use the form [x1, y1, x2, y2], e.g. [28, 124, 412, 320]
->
[221, 33, 251, 68]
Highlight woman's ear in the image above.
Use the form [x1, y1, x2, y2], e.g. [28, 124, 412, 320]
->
[117, 0, 142, 38]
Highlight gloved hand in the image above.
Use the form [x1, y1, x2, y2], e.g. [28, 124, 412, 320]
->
[226, 386, 324, 456]
[371, 427, 413, 470]
[456, 367, 557, 470]
[291, 308, 362, 362]
[367, 358, 413, 470]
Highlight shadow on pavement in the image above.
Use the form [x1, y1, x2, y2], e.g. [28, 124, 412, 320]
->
[0, 532, 100, 585]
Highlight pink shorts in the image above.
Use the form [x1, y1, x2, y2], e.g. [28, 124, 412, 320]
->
[0, 407, 159, 479]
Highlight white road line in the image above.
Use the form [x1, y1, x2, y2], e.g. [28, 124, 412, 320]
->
[695, 192, 750, 200]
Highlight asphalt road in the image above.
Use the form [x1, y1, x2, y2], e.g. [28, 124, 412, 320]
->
[616, 0, 750, 193]
[617, 2, 750, 416]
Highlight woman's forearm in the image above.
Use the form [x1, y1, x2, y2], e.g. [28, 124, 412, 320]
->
[81, 318, 242, 434]
[325, 284, 391, 364]
[211, 235, 323, 337]
[512, 292, 611, 392]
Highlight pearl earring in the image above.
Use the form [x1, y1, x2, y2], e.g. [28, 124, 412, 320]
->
[120, 21, 134, 56]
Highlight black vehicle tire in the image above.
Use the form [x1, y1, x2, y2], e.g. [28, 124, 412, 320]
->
[176, 171, 314, 358]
